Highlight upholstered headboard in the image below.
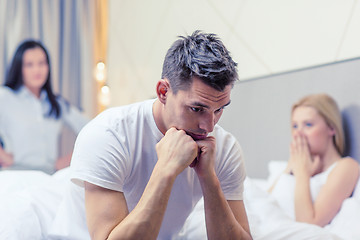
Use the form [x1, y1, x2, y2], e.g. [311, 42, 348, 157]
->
[219, 57, 360, 178]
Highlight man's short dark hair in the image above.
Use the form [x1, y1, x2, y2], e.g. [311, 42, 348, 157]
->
[161, 30, 238, 94]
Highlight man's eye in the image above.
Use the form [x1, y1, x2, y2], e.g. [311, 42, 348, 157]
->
[191, 107, 202, 112]
[215, 107, 225, 113]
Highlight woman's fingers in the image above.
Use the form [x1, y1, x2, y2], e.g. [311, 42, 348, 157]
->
[311, 155, 322, 175]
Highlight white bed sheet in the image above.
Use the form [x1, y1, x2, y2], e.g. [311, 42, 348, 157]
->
[176, 161, 360, 240]
[0, 168, 70, 240]
[0, 163, 359, 240]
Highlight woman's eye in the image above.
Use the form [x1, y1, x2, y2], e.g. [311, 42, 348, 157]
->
[305, 123, 313, 127]
[292, 124, 298, 129]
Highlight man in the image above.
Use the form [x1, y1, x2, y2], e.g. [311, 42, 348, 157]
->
[49, 30, 252, 240]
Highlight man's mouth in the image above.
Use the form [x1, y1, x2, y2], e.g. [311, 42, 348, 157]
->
[187, 132, 208, 140]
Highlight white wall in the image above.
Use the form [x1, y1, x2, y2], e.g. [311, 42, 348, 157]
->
[107, 0, 360, 107]
[219, 58, 360, 177]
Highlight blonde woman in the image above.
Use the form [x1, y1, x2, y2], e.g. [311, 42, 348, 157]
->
[269, 93, 359, 226]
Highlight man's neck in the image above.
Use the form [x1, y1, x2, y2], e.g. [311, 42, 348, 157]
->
[152, 99, 166, 135]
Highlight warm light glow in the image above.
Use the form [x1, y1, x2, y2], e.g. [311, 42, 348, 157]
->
[101, 85, 110, 94]
[94, 62, 107, 83]
[97, 62, 105, 70]
[98, 85, 111, 106]
[96, 72, 105, 82]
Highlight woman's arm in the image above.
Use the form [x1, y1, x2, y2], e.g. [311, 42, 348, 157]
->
[61, 101, 90, 134]
[0, 145, 13, 167]
[55, 152, 72, 170]
[294, 157, 359, 226]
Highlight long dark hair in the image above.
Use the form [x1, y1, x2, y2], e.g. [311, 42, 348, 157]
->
[5, 40, 61, 118]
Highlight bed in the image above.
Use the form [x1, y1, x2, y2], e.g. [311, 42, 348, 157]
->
[175, 162, 360, 240]
[176, 57, 360, 239]
[1, 57, 360, 239]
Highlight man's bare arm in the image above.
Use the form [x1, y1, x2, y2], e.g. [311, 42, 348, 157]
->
[85, 128, 198, 240]
[199, 171, 252, 240]
[194, 137, 252, 239]
[85, 165, 176, 240]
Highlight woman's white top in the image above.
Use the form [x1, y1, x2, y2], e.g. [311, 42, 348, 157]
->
[270, 162, 337, 219]
[0, 86, 89, 174]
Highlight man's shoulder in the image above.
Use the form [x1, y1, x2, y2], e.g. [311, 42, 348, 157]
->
[88, 99, 154, 130]
[213, 124, 243, 157]
[213, 124, 238, 142]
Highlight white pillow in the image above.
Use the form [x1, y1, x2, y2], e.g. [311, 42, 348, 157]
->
[267, 160, 287, 185]
[352, 173, 360, 200]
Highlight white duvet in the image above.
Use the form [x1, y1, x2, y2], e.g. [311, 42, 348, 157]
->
[175, 177, 360, 240]
[176, 161, 360, 240]
[0, 164, 359, 240]
[0, 169, 69, 240]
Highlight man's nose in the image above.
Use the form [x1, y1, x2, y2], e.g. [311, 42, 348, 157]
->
[199, 114, 215, 133]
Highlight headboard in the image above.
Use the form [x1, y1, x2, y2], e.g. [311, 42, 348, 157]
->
[219, 57, 360, 178]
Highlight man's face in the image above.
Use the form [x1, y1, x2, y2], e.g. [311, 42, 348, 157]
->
[162, 77, 232, 140]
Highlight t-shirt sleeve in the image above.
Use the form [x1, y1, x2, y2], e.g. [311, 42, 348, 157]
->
[70, 117, 129, 192]
[216, 134, 246, 201]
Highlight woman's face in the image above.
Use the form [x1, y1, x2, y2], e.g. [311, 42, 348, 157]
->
[22, 47, 49, 93]
[291, 106, 335, 155]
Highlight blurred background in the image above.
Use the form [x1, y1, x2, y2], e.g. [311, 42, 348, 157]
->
[0, 0, 360, 116]
[1, 0, 360, 177]
[1, 0, 359, 117]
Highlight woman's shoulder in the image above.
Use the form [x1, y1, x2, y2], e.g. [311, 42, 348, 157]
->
[0, 86, 13, 94]
[0, 86, 14, 99]
[331, 157, 360, 178]
[339, 156, 359, 167]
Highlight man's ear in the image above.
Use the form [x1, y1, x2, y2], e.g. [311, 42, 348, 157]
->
[156, 79, 170, 104]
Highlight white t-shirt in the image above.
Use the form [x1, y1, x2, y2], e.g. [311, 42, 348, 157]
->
[0, 86, 89, 174]
[49, 99, 246, 240]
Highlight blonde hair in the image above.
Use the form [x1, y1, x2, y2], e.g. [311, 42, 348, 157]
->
[292, 93, 345, 156]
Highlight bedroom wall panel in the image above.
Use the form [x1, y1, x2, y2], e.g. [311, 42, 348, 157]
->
[219, 57, 360, 178]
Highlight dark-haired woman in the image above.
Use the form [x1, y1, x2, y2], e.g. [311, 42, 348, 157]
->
[0, 40, 89, 174]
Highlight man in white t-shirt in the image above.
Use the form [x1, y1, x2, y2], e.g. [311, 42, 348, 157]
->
[49, 30, 252, 240]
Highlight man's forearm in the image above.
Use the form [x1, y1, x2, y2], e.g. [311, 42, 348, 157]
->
[108, 165, 176, 240]
[199, 172, 252, 240]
